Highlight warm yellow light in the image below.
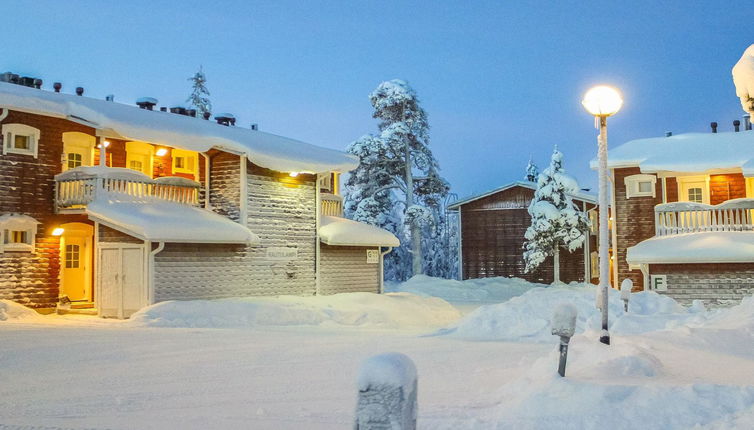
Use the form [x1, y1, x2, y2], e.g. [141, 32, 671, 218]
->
[582, 85, 623, 117]
[52, 227, 64, 236]
[155, 148, 168, 156]
[289, 172, 299, 177]
[97, 140, 111, 149]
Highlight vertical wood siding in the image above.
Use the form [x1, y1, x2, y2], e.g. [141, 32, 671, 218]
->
[319, 245, 380, 294]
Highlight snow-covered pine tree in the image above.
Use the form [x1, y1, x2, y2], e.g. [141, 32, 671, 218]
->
[345, 79, 450, 281]
[525, 157, 539, 182]
[187, 66, 212, 118]
[523, 148, 590, 283]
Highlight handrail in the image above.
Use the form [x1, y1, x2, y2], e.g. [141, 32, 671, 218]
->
[654, 198, 754, 236]
[55, 174, 200, 210]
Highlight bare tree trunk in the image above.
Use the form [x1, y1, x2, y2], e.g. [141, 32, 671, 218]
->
[553, 246, 560, 284]
[403, 103, 422, 277]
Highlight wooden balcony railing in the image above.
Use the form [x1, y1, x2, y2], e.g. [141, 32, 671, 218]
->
[55, 167, 200, 212]
[321, 193, 343, 217]
[654, 198, 754, 236]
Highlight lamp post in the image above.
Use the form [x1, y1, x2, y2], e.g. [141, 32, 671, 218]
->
[582, 85, 623, 346]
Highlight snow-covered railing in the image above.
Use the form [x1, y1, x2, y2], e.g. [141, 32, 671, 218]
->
[654, 198, 754, 236]
[55, 167, 200, 211]
[321, 193, 343, 217]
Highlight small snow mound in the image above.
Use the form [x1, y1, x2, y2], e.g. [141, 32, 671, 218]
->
[0, 300, 40, 321]
[388, 275, 544, 304]
[129, 292, 461, 330]
[358, 352, 417, 391]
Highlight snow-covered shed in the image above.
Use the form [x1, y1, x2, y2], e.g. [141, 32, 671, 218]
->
[448, 181, 597, 284]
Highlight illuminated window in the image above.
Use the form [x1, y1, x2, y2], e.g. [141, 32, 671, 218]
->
[129, 160, 143, 172]
[65, 244, 80, 269]
[0, 214, 39, 253]
[67, 153, 83, 169]
[687, 187, 703, 203]
[2, 123, 40, 157]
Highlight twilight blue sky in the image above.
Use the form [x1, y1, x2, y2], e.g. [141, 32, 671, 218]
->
[4, 1, 753, 198]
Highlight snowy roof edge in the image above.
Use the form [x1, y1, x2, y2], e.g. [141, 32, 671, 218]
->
[447, 181, 597, 210]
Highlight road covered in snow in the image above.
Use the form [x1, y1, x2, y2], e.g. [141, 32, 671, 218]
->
[1, 277, 754, 429]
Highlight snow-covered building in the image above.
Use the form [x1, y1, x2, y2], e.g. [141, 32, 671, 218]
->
[597, 123, 754, 305]
[448, 181, 597, 284]
[0, 78, 398, 317]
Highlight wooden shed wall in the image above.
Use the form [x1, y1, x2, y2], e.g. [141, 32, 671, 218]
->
[319, 244, 380, 295]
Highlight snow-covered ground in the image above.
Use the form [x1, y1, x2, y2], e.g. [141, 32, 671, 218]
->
[1, 277, 754, 429]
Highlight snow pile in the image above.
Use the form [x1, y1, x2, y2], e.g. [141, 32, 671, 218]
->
[129, 292, 460, 330]
[435, 285, 703, 342]
[319, 215, 399, 247]
[387, 274, 544, 303]
[0, 300, 41, 321]
[733, 43, 754, 113]
[357, 352, 417, 391]
[550, 303, 577, 337]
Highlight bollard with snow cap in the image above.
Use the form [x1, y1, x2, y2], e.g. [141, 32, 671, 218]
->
[621, 279, 632, 312]
[551, 303, 578, 377]
[355, 352, 417, 430]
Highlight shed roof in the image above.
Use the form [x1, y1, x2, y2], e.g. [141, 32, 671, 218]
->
[319, 216, 400, 247]
[447, 181, 597, 210]
[0, 82, 358, 174]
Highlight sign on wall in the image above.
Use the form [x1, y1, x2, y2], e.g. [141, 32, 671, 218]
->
[266, 247, 298, 261]
[366, 249, 379, 264]
[650, 275, 667, 291]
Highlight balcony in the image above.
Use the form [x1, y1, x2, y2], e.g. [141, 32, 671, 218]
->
[654, 198, 754, 236]
[55, 166, 200, 212]
[321, 193, 343, 217]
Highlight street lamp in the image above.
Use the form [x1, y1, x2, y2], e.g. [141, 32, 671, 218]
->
[582, 85, 623, 346]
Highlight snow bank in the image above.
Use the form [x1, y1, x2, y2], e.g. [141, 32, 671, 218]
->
[0, 300, 41, 321]
[129, 292, 460, 330]
[387, 275, 544, 304]
[435, 285, 702, 342]
[627, 231, 754, 264]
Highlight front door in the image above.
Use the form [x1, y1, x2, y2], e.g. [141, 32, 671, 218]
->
[60, 223, 94, 302]
[679, 177, 709, 204]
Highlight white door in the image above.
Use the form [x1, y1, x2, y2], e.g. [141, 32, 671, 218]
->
[678, 178, 709, 204]
[98, 244, 146, 318]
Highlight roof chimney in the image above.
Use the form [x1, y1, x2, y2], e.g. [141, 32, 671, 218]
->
[105, 94, 114, 102]
[169, 106, 187, 115]
[33, 79, 42, 89]
[665, 131, 672, 137]
[160, 107, 167, 112]
[250, 123, 258, 131]
[187, 108, 197, 118]
[53, 82, 62, 93]
[75, 87, 84, 96]
[214, 113, 235, 126]
[734, 120, 741, 132]
[202, 111, 211, 120]
[744, 114, 752, 131]
[711, 122, 718, 133]
[136, 97, 158, 110]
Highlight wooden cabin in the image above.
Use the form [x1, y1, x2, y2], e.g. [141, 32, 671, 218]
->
[0, 78, 398, 317]
[449, 181, 598, 284]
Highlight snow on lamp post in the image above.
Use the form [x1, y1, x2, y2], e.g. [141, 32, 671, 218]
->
[551, 303, 578, 377]
[355, 352, 418, 430]
[582, 85, 623, 346]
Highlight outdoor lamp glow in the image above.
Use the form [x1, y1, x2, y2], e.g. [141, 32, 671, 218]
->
[155, 148, 168, 156]
[52, 227, 64, 236]
[289, 172, 299, 177]
[582, 86, 623, 117]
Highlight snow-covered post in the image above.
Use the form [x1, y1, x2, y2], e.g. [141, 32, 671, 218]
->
[582, 86, 623, 346]
[551, 303, 577, 377]
[620, 278, 632, 312]
[355, 352, 417, 430]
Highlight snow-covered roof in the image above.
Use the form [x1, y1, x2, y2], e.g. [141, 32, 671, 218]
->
[733, 44, 754, 113]
[447, 181, 596, 210]
[592, 131, 754, 175]
[627, 232, 754, 264]
[86, 198, 259, 244]
[319, 216, 400, 247]
[0, 82, 358, 174]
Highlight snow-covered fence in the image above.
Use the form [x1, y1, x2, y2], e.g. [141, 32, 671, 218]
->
[321, 193, 344, 217]
[551, 303, 577, 377]
[654, 199, 754, 236]
[55, 175, 200, 210]
[355, 352, 417, 430]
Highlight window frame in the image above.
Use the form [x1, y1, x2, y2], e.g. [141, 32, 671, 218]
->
[0, 214, 40, 253]
[171, 148, 199, 179]
[2, 123, 40, 158]
[624, 174, 657, 199]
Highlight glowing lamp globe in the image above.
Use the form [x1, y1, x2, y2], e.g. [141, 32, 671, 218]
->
[582, 86, 623, 117]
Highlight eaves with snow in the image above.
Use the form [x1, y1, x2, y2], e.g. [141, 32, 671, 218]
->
[0, 82, 358, 174]
[590, 131, 754, 175]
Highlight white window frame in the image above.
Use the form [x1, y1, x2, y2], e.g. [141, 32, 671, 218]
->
[624, 174, 657, 198]
[0, 214, 40, 253]
[2, 123, 40, 158]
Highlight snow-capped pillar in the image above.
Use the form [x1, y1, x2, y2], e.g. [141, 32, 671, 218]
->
[597, 116, 610, 345]
[551, 303, 577, 377]
[355, 352, 417, 430]
[620, 279, 632, 312]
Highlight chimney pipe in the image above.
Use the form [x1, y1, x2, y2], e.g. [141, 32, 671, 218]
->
[105, 94, 114, 102]
[203, 112, 211, 120]
[711, 122, 718, 133]
[136, 97, 158, 110]
[665, 131, 672, 137]
[160, 107, 167, 112]
[744, 114, 752, 131]
[734, 120, 741, 132]
[75, 87, 84, 96]
[33, 79, 42, 89]
[53, 82, 62, 93]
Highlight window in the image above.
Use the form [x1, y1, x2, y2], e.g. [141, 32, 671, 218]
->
[0, 214, 39, 252]
[2, 123, 40, 157]
[677, 175, 709, 204]
[687, 187, 703, 203]
[67, 153, 83, 169]
[624, 174, 657, 198]
[171, 149, 198, 179]
[65, 244, 80, 269]
[129, 160, 143, 172]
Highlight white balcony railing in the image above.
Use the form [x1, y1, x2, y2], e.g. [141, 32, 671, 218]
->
[55, 167, 200, 211]
[654, 198, 754, 236]
[321, 193, 343, 217]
